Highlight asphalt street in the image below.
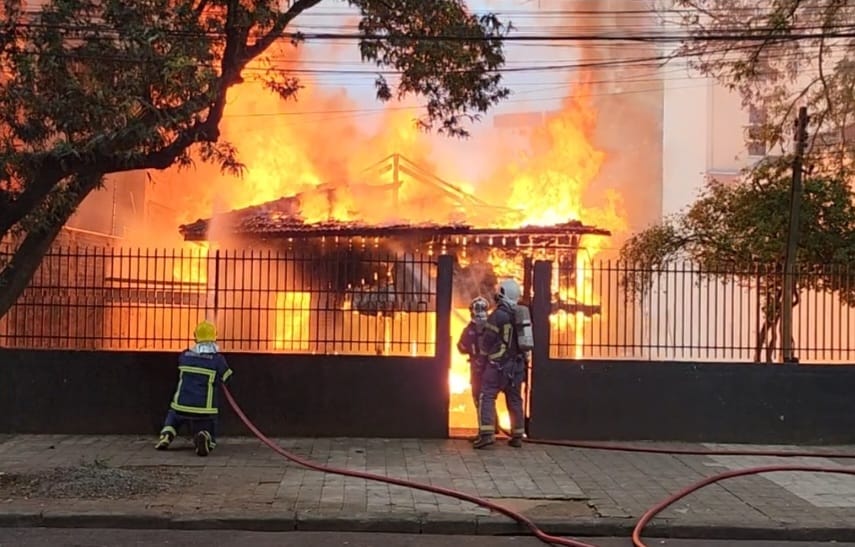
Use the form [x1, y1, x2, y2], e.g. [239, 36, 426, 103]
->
[0, 529, 852, 547]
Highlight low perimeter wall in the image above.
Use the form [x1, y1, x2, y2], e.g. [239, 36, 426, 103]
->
[528, 360, 855, 445]
[0, 350, 449, 438]
[4, 350, 855, 444]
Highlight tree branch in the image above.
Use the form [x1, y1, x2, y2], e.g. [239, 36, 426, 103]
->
[0, 163, 65, 240]
[0, 175, 101, 319]
[0, 94, 214, 241]
[744, 1, 801, 78]
[33, 0, 253, 178]
[245, 0, 323, 59]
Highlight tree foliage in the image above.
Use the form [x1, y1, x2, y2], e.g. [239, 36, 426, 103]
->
[620, 158, 855, 361]
[655, 1, 855, 361]
[0, 0, 510, 319]
[673, 0, 855, 172]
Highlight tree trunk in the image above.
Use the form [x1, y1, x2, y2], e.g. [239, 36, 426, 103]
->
[754, 319, 769, 363]
[754, 282, 784, 364]
[766, 313, 779, 363]
[0, 166, 65, 242]
[765, 284, 801, 364]
[0, 178, 100, 320]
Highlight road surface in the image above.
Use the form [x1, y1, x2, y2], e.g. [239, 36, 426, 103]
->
[0, 529, 851, 547]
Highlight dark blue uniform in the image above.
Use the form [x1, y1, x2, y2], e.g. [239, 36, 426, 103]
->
[456, 321, 487, 413]
[160, 347, 233, 447]
[477, 302, 526, 441]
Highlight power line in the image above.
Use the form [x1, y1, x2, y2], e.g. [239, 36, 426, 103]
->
[0, 34, 818, 79]
[221, 81, 715, 123]
[7, 19, 855, 43]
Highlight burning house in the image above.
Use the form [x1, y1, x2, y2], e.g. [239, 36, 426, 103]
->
[177, 154, 611, 431]
[178, 153, 610, 330]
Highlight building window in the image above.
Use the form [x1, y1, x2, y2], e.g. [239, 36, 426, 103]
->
[746, 105, 767, 157]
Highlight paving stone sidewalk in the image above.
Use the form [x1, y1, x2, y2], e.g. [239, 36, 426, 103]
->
[1, 435, 855, 540]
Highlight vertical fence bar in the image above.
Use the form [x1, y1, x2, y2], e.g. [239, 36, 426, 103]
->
[102, 246, 109, 349]
[817, 264, 823, 362]
[730, 264, 736, 360]
[213, 249, 221, 322]
[687, 262, 693, 360]
[837, 265, 843, 361]
[167, 246, 174, 349]
[604, 260, 611, 358]
[638, 264, 646, 359]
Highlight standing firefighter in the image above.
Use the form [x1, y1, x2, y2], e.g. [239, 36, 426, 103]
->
[155, 321, 233, 457]
[456, 296, 490, 433]
[474, 278, 533, 449]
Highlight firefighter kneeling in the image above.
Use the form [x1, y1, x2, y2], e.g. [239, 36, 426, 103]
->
[474, 278, 533, 449]
[155, 320, 233, 456]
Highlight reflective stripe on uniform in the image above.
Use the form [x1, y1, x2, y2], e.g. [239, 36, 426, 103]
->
[170, 402, 219, 414]
[502, 323, 513, 344]
[223, 368, 233, 382]
[488, 344, 506, 360]
[171, 366, 218, 414]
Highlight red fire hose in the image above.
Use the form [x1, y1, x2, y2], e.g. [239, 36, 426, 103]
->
[631, 465, 855, 547]
[508, 433, 855, 459]
[223, 386, 855, 547]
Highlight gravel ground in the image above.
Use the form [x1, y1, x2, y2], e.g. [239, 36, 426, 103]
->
[0, 460, 188, 499]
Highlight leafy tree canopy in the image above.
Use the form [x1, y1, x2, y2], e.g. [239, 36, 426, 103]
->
[621, 158, 855, 274]
[0, 0, 511, 318]
[620, 158, 855, 361]
[673, 0, 855, 171]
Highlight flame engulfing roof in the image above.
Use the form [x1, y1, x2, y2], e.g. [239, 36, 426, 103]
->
[178, 196, 611, 243]
[178, 154, 611, 244]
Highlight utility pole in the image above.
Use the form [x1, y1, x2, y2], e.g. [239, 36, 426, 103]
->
[781, 106, 809, 364]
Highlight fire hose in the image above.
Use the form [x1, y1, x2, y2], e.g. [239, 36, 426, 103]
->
[222, 386, 855, 547]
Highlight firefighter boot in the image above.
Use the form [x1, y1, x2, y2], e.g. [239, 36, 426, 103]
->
[508, 436, 523, 448]
[194, 431, 213, 457]
[155, 430, 175, 450]
[472, 434, 495, 449]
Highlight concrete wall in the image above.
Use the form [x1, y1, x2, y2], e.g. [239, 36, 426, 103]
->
[527, 260, 855, 445]
[4, 346, 855, 444]
[527, 359, 855, 444]
[0, 350, 450, 438]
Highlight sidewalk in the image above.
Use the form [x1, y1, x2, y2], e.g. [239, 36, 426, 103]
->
[1, 434, 855, 541]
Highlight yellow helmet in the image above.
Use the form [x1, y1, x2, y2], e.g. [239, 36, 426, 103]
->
[193, 321, 217, 343]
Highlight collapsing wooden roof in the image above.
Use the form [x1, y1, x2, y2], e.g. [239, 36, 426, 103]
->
[178, 154, 611, 246]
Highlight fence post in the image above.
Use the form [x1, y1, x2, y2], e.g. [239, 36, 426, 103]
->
[528, 260, 553, 436]
[435, 254, 453, 363]
[532, 260, 552, 364]
[435, 254, 453, 438]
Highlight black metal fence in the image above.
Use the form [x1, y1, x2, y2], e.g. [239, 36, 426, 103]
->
[547, 261, 855, 363]
[2, 246, 854, 363]
[0, 246, 439, 355]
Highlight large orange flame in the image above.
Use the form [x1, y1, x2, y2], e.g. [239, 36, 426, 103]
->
[140, 37, 628, 432]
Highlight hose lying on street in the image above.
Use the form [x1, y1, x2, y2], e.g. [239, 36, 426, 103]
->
[223, 386, 855, 547]
[630, 465, 855, 547]
[497, 428, 855, 459]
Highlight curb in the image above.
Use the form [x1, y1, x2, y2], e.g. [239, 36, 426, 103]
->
[2, 510, 855, 541]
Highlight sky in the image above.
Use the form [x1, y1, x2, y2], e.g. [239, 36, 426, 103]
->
[291, 0, 573, 112]
[278, 0, 584, 182]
